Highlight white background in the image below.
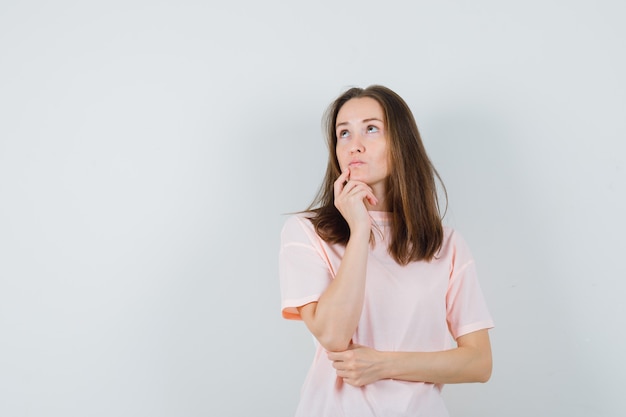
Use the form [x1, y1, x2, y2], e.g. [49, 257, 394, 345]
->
[1, 1, 624, 416]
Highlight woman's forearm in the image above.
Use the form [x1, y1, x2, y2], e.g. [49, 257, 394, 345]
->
[381, 330, 492, 384]
[298, 230, 370, 352]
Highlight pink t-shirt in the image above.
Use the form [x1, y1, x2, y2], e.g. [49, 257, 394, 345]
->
[279, 212, 494, 417]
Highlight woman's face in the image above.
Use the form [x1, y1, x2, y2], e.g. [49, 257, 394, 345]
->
[335, 97, 390, 196]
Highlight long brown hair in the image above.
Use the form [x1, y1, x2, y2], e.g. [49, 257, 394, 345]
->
[307, 85, 446, 264]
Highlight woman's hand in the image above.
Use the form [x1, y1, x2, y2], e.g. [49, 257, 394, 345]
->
[333, 169, 378, 235]
[327, 344, 385, 387]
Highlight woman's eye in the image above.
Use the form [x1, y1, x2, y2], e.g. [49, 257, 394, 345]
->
[338, 130, 349, 138]
[367, 125, 379, 133]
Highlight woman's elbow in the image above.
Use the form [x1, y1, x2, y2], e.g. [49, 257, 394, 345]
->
[475, 355, 492, 383]
[317, 334, 351, 352]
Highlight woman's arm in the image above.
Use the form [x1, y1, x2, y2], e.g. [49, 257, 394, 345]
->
[327, 329, 492, 386]
[297, 231, 369, 352]
[298, 170, 377, 353]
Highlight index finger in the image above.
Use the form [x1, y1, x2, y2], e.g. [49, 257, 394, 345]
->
[333, 168, 350, 194]
[336, 168, 350, 183]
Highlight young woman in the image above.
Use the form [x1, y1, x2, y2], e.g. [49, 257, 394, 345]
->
[279, 85, 494, 417]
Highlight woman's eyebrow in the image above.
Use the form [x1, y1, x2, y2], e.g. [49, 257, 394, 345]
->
[335, 117, 383, 128]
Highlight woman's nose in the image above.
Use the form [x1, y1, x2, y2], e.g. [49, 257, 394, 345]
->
[350, 135, 364, 153]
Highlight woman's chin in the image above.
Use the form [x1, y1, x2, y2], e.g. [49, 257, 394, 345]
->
[348, 173, 366, 182]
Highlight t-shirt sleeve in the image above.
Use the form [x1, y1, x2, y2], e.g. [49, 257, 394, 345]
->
[446, 231, 495, 339]
[279, 215, 334, 320]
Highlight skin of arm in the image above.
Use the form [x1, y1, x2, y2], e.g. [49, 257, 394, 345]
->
[298, 169, 377, 353]
[326, 329, 492, 387]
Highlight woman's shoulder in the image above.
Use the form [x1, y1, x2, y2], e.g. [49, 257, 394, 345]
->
[440, 226, 474, 259]
[282, 211, 315, 229]
[280, 212, 319, 243]
[442, 225, 468, 241]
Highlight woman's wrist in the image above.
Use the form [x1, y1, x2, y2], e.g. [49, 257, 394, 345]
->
[377, 351, 397, 381]
[348, 224, 371, 240]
